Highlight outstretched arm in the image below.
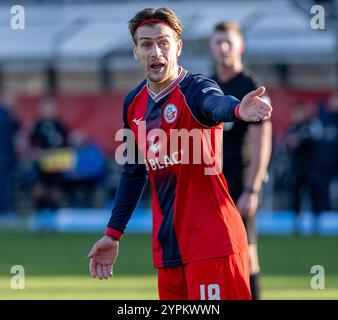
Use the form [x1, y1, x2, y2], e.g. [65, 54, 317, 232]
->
[200, 86, 272, 124]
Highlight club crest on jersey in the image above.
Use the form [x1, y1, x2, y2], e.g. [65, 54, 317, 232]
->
[163, 104, 178, 124]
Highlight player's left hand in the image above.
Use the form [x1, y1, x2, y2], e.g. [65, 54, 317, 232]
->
[239, 87, 272, 122]
[87, 235, 119, 280]
[236, 192, 259, 218]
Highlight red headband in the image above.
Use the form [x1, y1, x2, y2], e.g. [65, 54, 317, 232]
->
[135, 19, 174, 32]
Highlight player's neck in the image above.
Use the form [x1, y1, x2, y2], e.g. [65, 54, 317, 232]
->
[216, 61, 243, 83]
[148, 66, 181, 94]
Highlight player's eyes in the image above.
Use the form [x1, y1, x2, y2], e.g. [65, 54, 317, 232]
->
[217, 40, 231, 48]
[141, 42, 152, 48]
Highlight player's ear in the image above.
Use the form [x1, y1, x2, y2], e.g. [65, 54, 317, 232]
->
[176, 39, 183, 58]
[240, 38, 245, 55]
[133, 42, 139, 61]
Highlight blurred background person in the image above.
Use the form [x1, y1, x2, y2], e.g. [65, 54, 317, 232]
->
[314, 91, 338, 212]
[63, 130, 107, 208]
[29, 97, 69, 212]
[0, 92, 19, 214]
[285, 102, 322, 232]
[209, 21, 272, 300]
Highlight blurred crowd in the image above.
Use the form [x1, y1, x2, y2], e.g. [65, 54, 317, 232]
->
[0, 94, 115, 214]
[274, 91, 338, 220]
[1, 91, 338, 216]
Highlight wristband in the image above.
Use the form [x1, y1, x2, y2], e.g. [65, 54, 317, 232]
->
[105, 227, 122, 240]
[234, 103, 242, 120]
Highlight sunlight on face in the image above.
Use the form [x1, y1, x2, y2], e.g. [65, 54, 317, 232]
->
[133, 23, 182, 92]
[210, 30, 243, 67]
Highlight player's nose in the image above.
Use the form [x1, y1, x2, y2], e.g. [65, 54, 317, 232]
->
[150, 44, 162, 57]
[220, 42, 230, 52]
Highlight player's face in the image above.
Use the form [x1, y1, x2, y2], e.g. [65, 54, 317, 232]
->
[210, 30, 244, 67]
[133, 24, 182, 89]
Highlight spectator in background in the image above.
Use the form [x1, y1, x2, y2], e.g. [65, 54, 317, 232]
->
[314, 91, 338, 212]
[285, 102, 322, 230]
[209, 21, 272, 299]
[63, 130, 106, 208]
[0, 92, 19, 214]
[29, 97, 69, 211]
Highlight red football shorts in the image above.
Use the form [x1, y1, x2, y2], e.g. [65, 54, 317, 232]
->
[157, 251, 251, 300]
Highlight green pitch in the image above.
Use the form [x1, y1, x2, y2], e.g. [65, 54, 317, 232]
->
[0, 231, 337, 299]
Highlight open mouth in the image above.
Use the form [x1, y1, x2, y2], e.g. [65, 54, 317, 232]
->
[150, 62, 165, 71]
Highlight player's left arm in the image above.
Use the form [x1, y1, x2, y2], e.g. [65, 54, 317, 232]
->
[191, 78, 272, 126]
[237, 120, 272, 217]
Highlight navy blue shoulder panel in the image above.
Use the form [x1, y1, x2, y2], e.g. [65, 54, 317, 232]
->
[123, 79, 147, 128]
[179, 73, 240, 127]
[179, 73, 223, 105]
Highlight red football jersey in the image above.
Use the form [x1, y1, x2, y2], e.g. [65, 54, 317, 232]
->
[106, 68, 248, 268]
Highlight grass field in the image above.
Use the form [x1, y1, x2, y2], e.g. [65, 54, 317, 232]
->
[0, 231, 337, 299]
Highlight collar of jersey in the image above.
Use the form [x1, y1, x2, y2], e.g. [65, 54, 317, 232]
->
[147, 67, 187, 103]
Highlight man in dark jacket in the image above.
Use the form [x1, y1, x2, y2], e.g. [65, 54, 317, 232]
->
[0, 94, 18, 213]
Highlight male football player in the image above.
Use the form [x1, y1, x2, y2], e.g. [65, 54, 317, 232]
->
[88, 7, 272, 300]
